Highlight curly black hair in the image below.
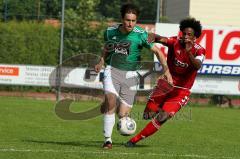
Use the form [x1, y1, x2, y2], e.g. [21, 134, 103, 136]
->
[120, 3, 140, 18]
[179, 17, 202, 38]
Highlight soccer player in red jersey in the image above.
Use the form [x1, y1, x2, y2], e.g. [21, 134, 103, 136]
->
[125, 17, 206, 147]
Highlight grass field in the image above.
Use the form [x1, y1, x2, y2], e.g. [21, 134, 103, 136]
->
[0, 96, 239, 159]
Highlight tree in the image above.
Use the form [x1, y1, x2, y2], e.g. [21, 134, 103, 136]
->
[41, 0, 60, 19]
[97, 0, 121, 21]
[0, 0, 37, 20]
[64, 0, 106, 60]
[0, 0, 76, 21]
[97, 0, 157, 23]
[0, 21, 59, 65]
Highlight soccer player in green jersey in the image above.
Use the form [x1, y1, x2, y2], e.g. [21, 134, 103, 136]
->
[95, 3, 172, 149]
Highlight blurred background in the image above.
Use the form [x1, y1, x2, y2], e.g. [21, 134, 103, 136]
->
[0, 0, 239, 107]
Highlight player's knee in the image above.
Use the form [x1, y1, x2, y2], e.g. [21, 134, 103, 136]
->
[143, 100, 159, 120]
[101, 94, 116, 113]
[155, 109, 170, 124]
[143, 111, 158, 120]
[100, 100, 116, 114]
[100, 102, 107, 114]
[105, 98, 115, 108]
[117, 112, 129, 119]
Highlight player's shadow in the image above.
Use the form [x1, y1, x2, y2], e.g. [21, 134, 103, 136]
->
[23, 139, 149, 148]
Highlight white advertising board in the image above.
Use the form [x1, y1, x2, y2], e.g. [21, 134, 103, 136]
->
[0, 64, 103, 88]
[0, 64, 152, 91]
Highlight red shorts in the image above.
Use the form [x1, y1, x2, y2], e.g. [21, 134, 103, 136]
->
[146, 87, 190, 117]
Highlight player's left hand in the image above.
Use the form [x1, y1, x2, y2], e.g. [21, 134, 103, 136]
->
[94, 63, 103, 73]
[163, 70, 173, 85]
[157, 71, 173, 86]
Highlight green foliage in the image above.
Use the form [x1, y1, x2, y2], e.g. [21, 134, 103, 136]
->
[131, 0, 157, 23]
[64, 0, 107, 60]
[1, 0, 38, 20]
[0, 21, 59, 65]
[0, 0, 61, 20]
[41, 0, 61, 19]
[0, 0, 157, 23]
[97, 0, 157, 23]
[97, 0, 121, 20]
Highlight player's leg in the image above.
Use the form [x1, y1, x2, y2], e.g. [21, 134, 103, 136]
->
[117, 83, 136, 118]
[102, 66, 120, 149]
[143, 98, 163, 120]
[117, 100, 132, 116]
[117, 102, 132, 118]
[117, 69, 138, 118]
[130, 83, 169, 143]
[103, 93, 117, 146]
[143, 79, 171, 120]
[126, 108, 170, 147]
[126, 89, 190, 147]
[118, 71, 138, 119]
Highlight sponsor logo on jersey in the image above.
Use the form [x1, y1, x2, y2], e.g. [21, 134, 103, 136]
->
[174, 58, 188, 68]
[198, 64, 240, 76]
[115, 41, 131, 55]
[105, 40, 131, 56]
[133, 27, 145, 33]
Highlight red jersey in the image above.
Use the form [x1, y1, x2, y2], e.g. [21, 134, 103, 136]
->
[165, 36, 205, 89]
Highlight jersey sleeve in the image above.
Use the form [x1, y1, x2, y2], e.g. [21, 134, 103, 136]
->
[195, 47, 206, 63]
[141, 31, 154, 49]
[165, 36, 177, 46]
[103, 30, 108, 42]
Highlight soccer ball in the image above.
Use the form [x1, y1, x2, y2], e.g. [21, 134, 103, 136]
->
[117, 117, 137, 136]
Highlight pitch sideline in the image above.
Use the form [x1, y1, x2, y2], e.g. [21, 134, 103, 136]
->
[0, 148, 235, 159]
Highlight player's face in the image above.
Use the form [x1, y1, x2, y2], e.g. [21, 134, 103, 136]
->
[121, 13, 137, 33]
[182, 27, 196, 43]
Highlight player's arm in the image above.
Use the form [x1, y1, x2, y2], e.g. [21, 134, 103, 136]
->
[95, 30, 109, 73]
[185, 41, 205, 70]
[148, 33, 168, 45]
[95, 48, 108, 73]
[150, 44, 173, 85]
[186, 51, 203, 70]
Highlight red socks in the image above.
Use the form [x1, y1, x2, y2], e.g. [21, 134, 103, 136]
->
[130, 118, 161, 143]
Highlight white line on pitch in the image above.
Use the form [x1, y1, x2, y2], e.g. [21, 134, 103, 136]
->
[0, 148, 236, 159]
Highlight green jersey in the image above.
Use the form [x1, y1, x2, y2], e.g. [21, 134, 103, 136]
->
[104, 24, 154, 71]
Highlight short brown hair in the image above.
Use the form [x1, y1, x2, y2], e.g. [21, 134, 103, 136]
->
[120, 3, 140, 18]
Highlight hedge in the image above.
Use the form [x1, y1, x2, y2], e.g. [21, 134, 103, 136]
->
[0, 21, 59, 65]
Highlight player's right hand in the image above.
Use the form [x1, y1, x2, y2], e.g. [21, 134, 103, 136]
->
[184, 38, 193, 52]
[94, 63, 103, 73]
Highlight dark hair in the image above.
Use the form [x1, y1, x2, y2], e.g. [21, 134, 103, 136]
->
[120, 3, 140, 18]
[179, 17, 202, 38]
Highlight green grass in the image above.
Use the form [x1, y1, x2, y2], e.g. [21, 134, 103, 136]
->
[0, 96, 239, 159]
